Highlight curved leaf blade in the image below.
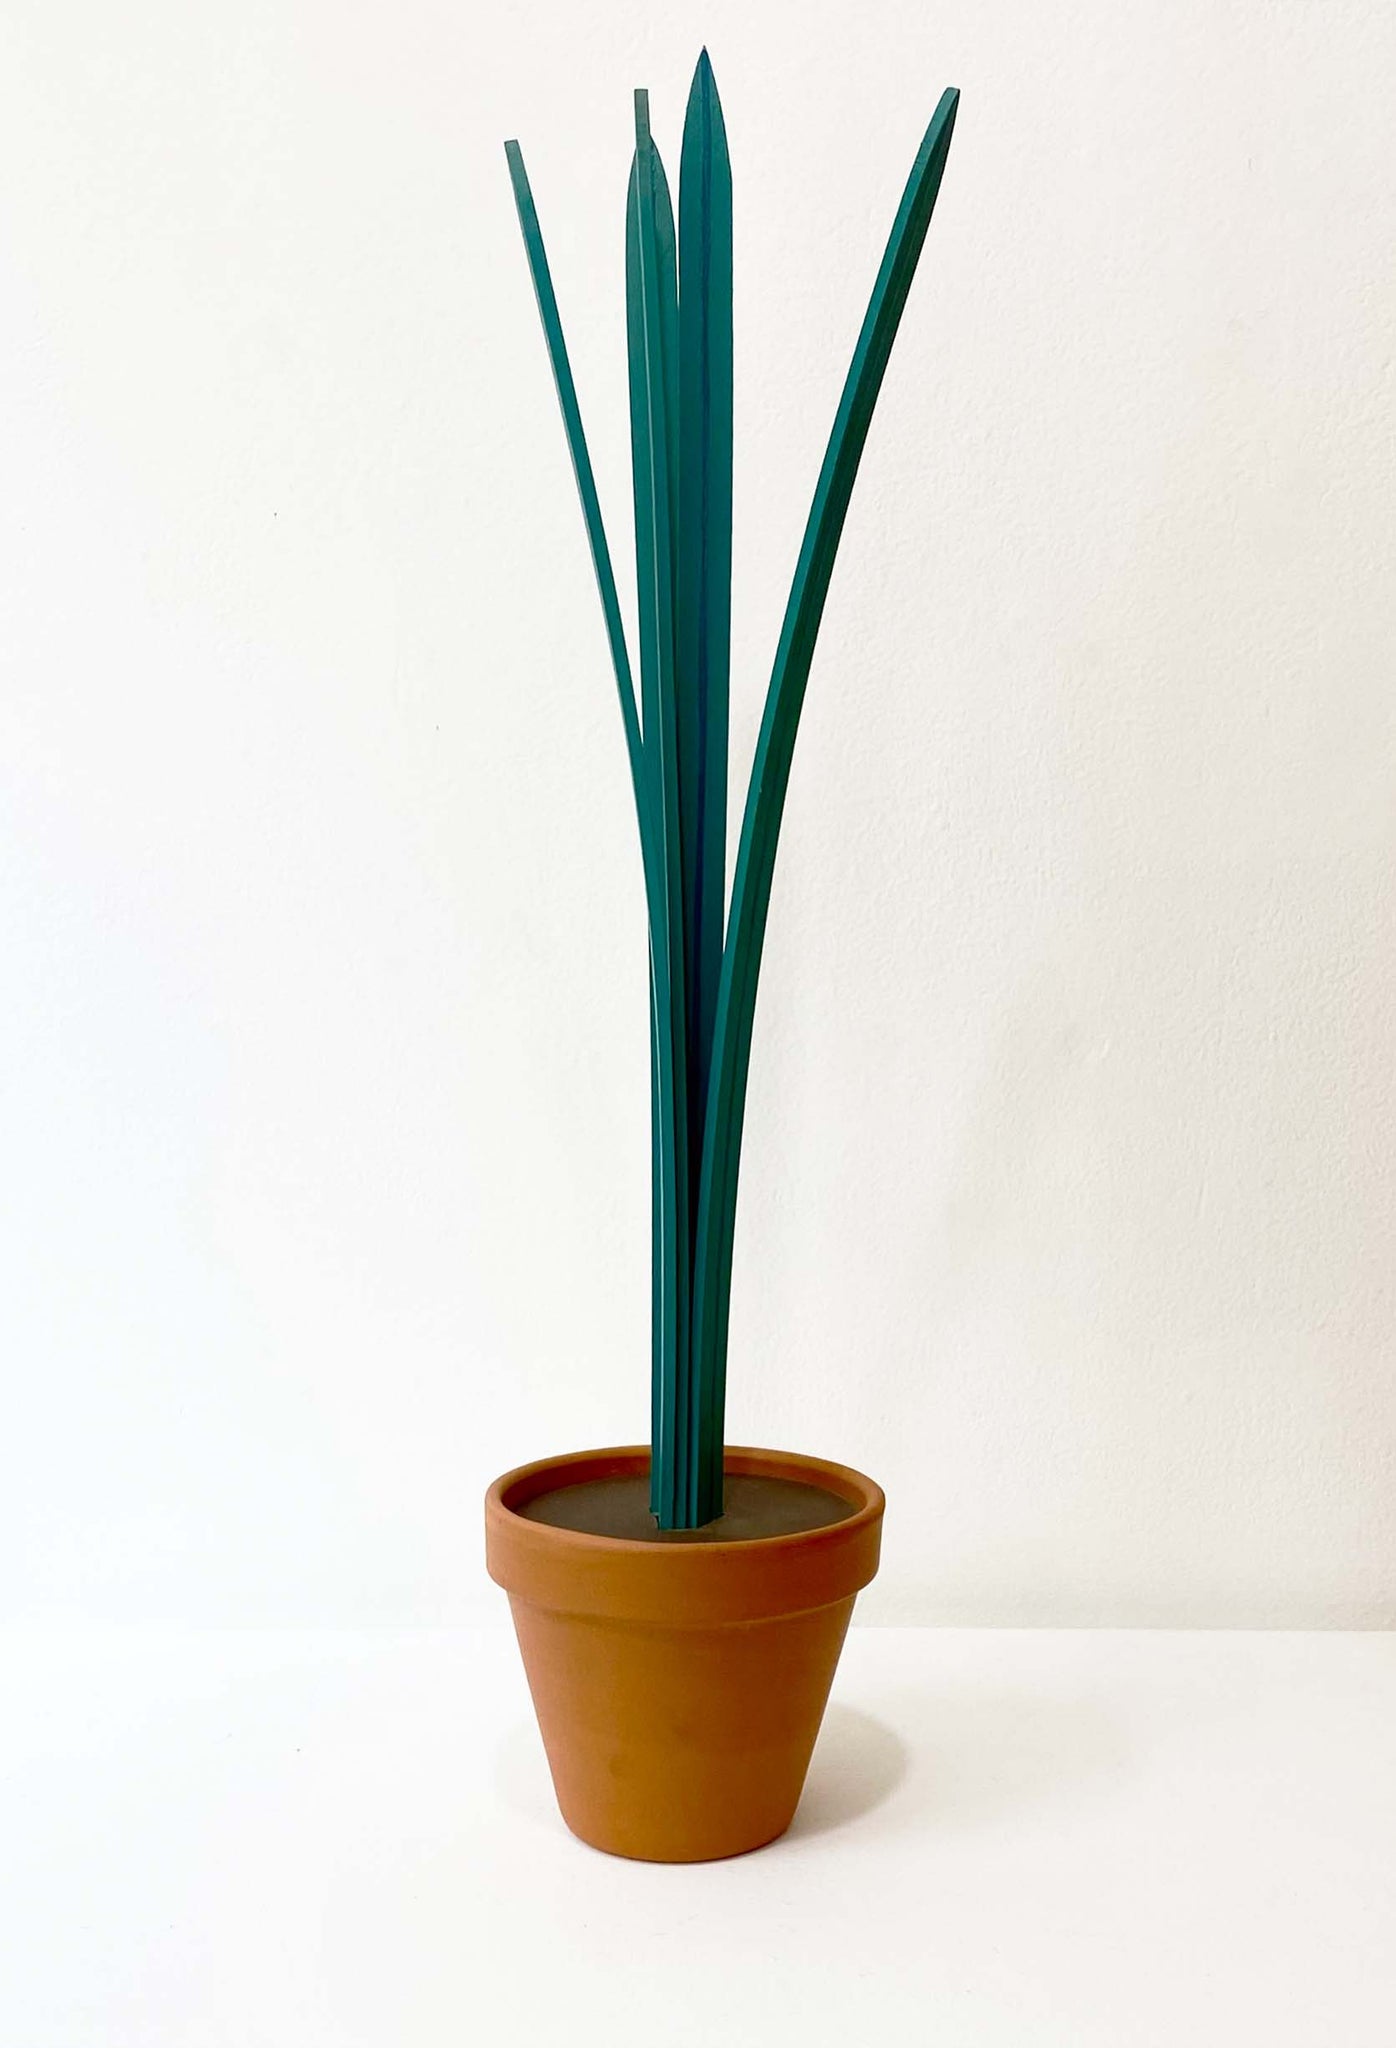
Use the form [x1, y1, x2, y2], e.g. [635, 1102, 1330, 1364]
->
[691, 89, 961, 1500]
[628, 97, 691, 1526]
[677, 50, 734, 1526]
[676, 48, 733, 1182]
[503, 141, 648, 840]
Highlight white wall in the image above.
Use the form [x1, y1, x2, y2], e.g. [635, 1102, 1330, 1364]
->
[2, 0, 1392, 1628]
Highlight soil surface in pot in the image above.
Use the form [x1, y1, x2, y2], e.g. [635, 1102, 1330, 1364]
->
[515, 1472, 857, 1544]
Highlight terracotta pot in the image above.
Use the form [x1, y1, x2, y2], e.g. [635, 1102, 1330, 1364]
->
[484, 1443, 884, 1862]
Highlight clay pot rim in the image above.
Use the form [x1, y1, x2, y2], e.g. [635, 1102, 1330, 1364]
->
[486, 1442, 884, 1556]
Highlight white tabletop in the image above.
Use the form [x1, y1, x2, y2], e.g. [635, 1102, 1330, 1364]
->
[3, 1623, 1393, 2046]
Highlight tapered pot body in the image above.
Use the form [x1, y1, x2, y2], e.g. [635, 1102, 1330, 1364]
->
[485, 1444, 884, 1862]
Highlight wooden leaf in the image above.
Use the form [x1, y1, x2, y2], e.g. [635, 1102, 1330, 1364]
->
[627, 95, 692, 1526]
[502, 141, 648, 853]
[690, 89, 961, 1490]
[504, 136, 676, 1518]
[676, 52, 735, 1525]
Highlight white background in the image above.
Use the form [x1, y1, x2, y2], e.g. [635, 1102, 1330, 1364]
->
[2, 0, 1393, 1630]
[8, 1627, 1396, 2047]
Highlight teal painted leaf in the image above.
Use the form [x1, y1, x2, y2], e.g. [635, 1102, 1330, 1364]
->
[676, 49, 734, 1528]
[627, 94, 692, 1527]
[502, 140, 649, 863]
[690, 90, 961, 1497]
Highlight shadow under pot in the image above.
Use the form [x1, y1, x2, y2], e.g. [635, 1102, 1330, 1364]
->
[484, 1443, 885, 1862]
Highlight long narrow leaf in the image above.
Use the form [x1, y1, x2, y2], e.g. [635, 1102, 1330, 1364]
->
[503, 141, 649, 856]
[506, 136, 674, 1518]
[628, 153, 676, 1520]
[627, 94, 691, 1526]
[676, 51, 734, 1527]
[676, 50, 733, 1148]
[691, 90, 961, 1500]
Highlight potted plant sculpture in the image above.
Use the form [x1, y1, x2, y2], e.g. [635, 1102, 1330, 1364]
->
[486, 52, 960, 1861]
